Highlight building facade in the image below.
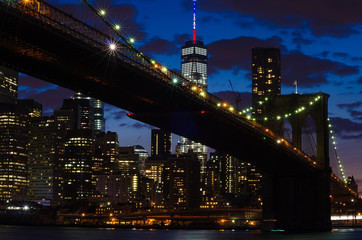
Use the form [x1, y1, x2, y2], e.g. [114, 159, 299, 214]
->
[151, 129, 171, 157]
[251, 47, 281, 115]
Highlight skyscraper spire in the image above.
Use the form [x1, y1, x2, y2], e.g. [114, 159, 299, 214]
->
[193, 0, 196, 43]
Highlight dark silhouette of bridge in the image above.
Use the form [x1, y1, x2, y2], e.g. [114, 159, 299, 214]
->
[0, 0, 357, 231]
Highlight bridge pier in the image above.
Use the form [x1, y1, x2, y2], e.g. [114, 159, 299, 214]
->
[262, 170, 331, 231]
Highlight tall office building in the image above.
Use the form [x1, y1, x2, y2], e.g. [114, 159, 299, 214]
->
[93, 131, 119, 175]
[151, 129, 171, 157]
[63, 129, 94, 201]
[18, 99, 42, 119]
[162, 154, 201, 210]
[61, 97, 95, 131]
[0, 103, 28, 201]
[27, 117, 66, 206]
[0, 66, 17, 104]
[74, 92, 105, 133]
[251, 47, 281, 115]
[177, 0, 208, 176]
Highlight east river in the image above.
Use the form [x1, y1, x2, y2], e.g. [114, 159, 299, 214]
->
[2, 226, 362, 240]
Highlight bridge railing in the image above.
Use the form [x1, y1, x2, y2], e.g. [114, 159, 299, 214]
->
[1, 0, 322, 169]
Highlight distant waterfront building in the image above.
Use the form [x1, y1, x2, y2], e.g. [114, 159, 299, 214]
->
[27, 117, 66, 206]
[63, 129, 94, 201]
[251, 47, 281, 115]
[151, 129, 171, 157]
[206, 152, 262, 208]
[163, 154, 201, 210]
[0, 103, 28, 201]
[0, 66, 17, 104]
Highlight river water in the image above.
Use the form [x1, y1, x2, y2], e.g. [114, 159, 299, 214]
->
[1, 225, 362, 240]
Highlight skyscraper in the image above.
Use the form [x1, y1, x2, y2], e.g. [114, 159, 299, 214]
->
[27, 116, 66, 206]
[74, 92, 105, 133]
[177, 0, 208, 177]
[251, 47, 281, 115]
[63, 129, 94, 201]
[151, 129, 171, 157]
[0, 103, 28, 201]
[0, 66, 17, 104]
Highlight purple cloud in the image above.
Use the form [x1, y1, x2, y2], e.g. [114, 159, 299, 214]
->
[139, 38, 178, 56]
[337, 101, 362, 109]
[198, 0, 362, 37]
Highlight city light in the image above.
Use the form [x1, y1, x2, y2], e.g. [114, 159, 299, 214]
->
[109, 43, 117, 51]
[98, 9, 106, 16]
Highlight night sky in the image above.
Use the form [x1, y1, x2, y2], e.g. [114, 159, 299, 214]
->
[18, 0, 362, 191]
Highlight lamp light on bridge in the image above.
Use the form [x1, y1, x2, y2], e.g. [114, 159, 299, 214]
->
[229, 106, 234, 111]
[172, 78, 178, 84]
[161, 67, 167, 73]
[222, 102, 228, 107]
[109, 43, 117, 51]
[98, 9, 106, 16]
[114, 24, 121, 31]
[276, 139, 281, 144]
[217, 103, 221, 107]
[129, 38, 135, 44]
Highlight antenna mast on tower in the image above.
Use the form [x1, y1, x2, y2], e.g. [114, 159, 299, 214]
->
[193, 0, 197, 43]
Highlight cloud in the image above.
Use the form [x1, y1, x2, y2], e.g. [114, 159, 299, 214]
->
[18, 76, 73, 115]
[198, 0, 362, 37]
[207, 36, 283, 75]
[174, 34, 190, 46]
[139, 38, 178, 56]
[282, 51, 359, 87]
[330, 117, 362, 140]
[107, 110, 128, 120]
[337, 101, 362, 109]
[207, 36, 358, 87]
[358, 77, 362, 84]
[333, 52, 349, 58]
[118, 122, 153, 129]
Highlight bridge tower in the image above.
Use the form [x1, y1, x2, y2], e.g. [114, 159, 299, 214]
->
[261, 93, 331, 231]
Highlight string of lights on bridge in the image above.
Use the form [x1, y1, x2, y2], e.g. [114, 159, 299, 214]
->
[328, 118, 347, 184]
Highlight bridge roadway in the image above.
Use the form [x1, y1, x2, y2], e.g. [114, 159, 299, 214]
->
[0, 0, 356, 231]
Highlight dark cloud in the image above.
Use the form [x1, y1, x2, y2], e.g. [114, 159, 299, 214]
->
[330, 117, 362, 140]
[358, 77, 362, 84]
[207, 36, 358, 87]
[139, 38, 178, 56]
[108, 110, 128, 120]
[118, 122, 153, 129]
[333, 52, 349, 58]
[174, 34, 190, 46]
[337, 101, 362, 109]
[198, 0, 362, 36]
[207, 36, 283, 74]
[18, 75, 73, 115]
[352, 57, 362, 62]
[282, 51, 359, 87]
[349, 110, 362, 117]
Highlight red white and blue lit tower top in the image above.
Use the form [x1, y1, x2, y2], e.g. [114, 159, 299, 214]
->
[178, 0, 208, 174]
[193, 0, 196, 44]
[181, 0, 208, 90]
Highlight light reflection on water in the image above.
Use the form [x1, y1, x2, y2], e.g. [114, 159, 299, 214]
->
[1, 226, 362, 240]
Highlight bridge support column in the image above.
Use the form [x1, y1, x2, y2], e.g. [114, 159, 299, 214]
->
[262, 169, 331, 232]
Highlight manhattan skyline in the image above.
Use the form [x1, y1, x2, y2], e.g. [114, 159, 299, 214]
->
[17, 0, 362, 192]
